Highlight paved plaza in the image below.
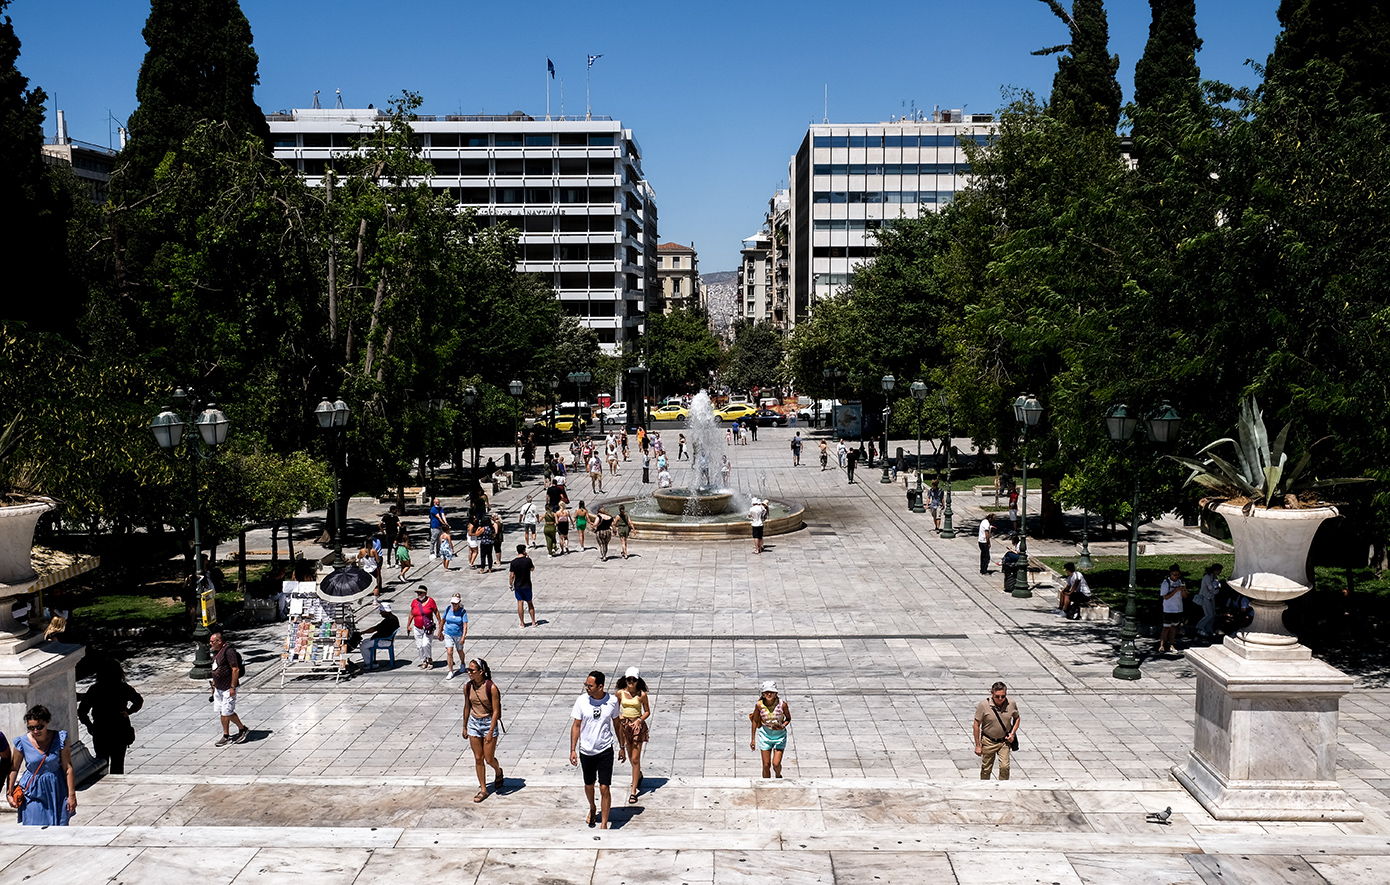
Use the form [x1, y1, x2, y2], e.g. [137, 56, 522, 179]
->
[6, 426, 1390, 884]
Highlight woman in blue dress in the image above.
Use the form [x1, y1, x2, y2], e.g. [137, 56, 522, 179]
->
[5, 704, 76, 825]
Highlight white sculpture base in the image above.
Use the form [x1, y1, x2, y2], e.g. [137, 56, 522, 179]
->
[1174, 638, 1361, 821]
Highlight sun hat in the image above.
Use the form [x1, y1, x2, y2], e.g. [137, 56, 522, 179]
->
[415, 585, 428, 594]
[378, 601, 392, 612]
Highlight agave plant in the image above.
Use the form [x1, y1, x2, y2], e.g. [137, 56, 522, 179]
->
[0, 414, 42, 504]
[1169, 396, 1371, 510]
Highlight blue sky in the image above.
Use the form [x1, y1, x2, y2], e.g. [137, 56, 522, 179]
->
[14, 0, 1281, 273]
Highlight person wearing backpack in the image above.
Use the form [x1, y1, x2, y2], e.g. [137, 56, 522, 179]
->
[463, 658, 504, 802]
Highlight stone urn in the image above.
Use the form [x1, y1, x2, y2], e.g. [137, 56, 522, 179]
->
[0, 499, 54, 586]
[1212, 501, 1337, 657]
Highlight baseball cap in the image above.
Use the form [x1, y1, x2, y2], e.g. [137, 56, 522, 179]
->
[450, 594, 462, 604]
[761, 680, 777, 693]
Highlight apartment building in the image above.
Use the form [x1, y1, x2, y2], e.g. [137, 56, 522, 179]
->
[656, 242, 701, 313]
[267, 108, 658, 352]
[737, 231, 771, 334]
[788, 111, 995, 319]
[40, 111, 118, 205]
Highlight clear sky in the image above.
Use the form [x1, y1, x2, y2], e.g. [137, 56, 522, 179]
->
[13, 0, 1282, 273]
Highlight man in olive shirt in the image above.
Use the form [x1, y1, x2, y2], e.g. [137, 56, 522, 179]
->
[973, 681, 1020, 780]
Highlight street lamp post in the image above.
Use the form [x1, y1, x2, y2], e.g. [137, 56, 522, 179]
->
[545, 376, 559, 460]
[939, 390, 957, 539]
[463, 385, 478, 477]
[509, 380, 524, 467]
[1108, 402, 1182, 681]
[567, 371, 591, 438]
[313, 398, 351, 565]
[150, 388, 230, 679]
[1078, 507, 1094, 571]
[879, 375, 895, 483]
[909, 381, 928, 512]
[1010, 393, 1043, 597]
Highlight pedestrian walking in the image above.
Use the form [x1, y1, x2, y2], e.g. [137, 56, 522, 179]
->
[616, 504, 634, 559]
[429, 497, 449, 559]
[574, 501, 590, 552]
[642, 448, 651, 484]
[380, 506, 401, 554]
[555, 501, 571, 554]
[6, 704, 76, 825]
[441, 594, 469, 679]
[678, 433, 687, 460]
[927, 481, 944, 531]
[510, 545, 536, 626]
[1008, 485, 1020, 532]
[570, 670, 621, 829]
[464, 512, 481, 569]
[1159, 564, 1189, 653]
[836, 439, 848, 468]
[463, 658, 504, 802]
[491, 510, 505, 564]
[749, 680, 791, 779]
[475, 516, 496, 573]
[606, 436, 619, 476]
[394, 525, 414, 582]
[616, 667, 651, 804]
[409, 586, 443, 670]
[543, 506, 558, 557]
[749, 497, 768, 554]
[621, 430, 630, 461]
[594, 506, 615, 561]
[77, 660, 143, 775]
[819, 440, 829, 470]
[720, 454, 732, 486]
[208, 632, 250, 746]
[1196, 563, 1224, 639]
[438, 529, 455, 570]
[589, 452, 604, 494]
[846, 445, 859, 483]
[791, 432, 802, 466]
[520, 495, 539, 548]
[973, 681, 1020, 780]
[977, 518, 992, 575]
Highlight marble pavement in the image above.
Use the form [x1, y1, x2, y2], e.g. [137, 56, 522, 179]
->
[6, 426, 1390, 884]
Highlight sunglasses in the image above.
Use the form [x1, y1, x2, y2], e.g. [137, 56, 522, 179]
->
[26, 723, 45, 732]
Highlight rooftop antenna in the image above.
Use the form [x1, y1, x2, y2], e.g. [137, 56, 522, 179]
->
[312, 90, 321, 109]
[335, 89, 344, 109]
[823, 85, 828, 124]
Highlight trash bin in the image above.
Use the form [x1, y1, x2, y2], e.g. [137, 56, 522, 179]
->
[906, 488, 922, 511]
[1002, 557, 1023, 594]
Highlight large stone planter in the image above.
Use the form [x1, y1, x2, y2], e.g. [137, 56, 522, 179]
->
[0, 500, 54, 586]
[1174, 501, 1360, 821]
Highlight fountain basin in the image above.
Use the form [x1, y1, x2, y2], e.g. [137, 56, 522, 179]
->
[603, 496, 805, 541]
[653, 488, 733, 516]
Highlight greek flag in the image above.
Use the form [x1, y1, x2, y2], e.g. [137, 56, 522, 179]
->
[547, 58, 555, 78]
[587, 54, 603, 69]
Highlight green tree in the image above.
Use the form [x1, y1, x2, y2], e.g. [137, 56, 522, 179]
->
[641, 307, 722, 393]
[1034, 0, 1123, 132]
[1132, 0, 1203, 116]
[725, 319, 785, 390]
[1267, 0, 1390, 115]
[119, 0, 270, 192]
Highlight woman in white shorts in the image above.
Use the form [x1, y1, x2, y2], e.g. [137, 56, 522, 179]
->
[466, 513, 482, 568]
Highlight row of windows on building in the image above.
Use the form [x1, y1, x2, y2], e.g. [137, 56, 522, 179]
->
[813, 163, 970, 176]
[474, 214, 619, 233]
[812, 134, 990, 149]
[531, 271, 642, 292]
[274, 132, 621, 149]
[813, 191, 957, 205]
[519, 243, 641, 262]
[812, 246, 876, 258]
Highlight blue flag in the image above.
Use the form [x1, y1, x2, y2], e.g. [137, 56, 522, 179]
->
[547, 58, 555, 79]
[587, 54, 603, 69]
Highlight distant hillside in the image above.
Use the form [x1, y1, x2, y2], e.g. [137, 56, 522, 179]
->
[701, 271, 738, 335]
[702, 270, 737, 285]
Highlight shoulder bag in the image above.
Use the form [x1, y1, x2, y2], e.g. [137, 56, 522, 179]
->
[10, 741, 54, 807]
[991, 705, 1020, 751]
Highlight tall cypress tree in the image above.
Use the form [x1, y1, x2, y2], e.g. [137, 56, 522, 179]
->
[1033, 0, 1123, 132]
[1133, 0, 1203, 114]
[1267, 0, 1390, 115]
[0, 0, 72, 330]
[118, 0, 270, 195]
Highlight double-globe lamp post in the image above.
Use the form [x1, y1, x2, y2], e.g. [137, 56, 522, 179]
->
[509, 380, 524, 465]
[1010, 394, 1043, 598]
[463, 385, 479, 476]
[879, 374, 895, 483]
[313, 398, 351, 566]
[1107, 402, 1182, 681]
[149, 388, 230, 680]
[909, 381, 928, 512]
[939, 389, 957, 539]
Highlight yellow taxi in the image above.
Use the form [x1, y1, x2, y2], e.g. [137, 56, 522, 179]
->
[714, 403, 758, 422]
[651, 404, 689, 421]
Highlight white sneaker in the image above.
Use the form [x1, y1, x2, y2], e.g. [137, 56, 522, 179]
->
[445, 669, 456, 680]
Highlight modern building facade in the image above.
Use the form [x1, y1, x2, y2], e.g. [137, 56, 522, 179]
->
[737, 231, 771, 332]
[655, 242, 701, 313]
[735, 190, 791, 330]
[788, 111, 996, 320]
[40, 111, 118, 205]
[267, 108, 658, 352]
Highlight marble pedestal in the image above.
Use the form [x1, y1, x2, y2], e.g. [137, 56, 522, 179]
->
[1174, 638, 1361, 821]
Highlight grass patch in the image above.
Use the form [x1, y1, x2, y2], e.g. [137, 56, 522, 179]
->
[1038, 554, 1234, 609]
[68, 562, 273, 633]
[910, 472, 1041, 493]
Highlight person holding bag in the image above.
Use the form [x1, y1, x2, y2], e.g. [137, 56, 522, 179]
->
[973, 682, 1020, 780]
[6, 704, 76, 825]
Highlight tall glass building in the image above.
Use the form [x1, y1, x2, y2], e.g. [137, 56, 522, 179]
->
[267, 109, 658, 353]
[789, 112, 995, 320]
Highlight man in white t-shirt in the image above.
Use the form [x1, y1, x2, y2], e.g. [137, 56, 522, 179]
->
[569, 670, 621, 829]
[977, 519, 992, 575]
[749, 497, 769, 555]
[519, 496, 539, 549]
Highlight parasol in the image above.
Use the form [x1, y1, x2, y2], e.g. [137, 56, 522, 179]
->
[316, 567, 374, 604]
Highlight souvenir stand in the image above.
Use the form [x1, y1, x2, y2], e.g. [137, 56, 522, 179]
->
[279, 580, 356, 686]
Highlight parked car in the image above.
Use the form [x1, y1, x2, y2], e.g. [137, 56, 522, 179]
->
[714, 403, 758, 422]
[755, 408, 788, 427]
[652, 404, 689, 421]
[797, 399, 840, 423]
[600, 401, 627, 423]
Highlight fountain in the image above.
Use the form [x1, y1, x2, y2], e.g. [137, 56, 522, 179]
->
[609, 391, 804, 540]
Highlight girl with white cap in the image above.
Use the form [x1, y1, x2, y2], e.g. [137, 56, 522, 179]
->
[615, 667, 651, 804]
[749, 680, 791, 778]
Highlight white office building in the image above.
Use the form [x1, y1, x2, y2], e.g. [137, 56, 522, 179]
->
[267, 109, 658, 352]
[788, 111, 996, 318]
